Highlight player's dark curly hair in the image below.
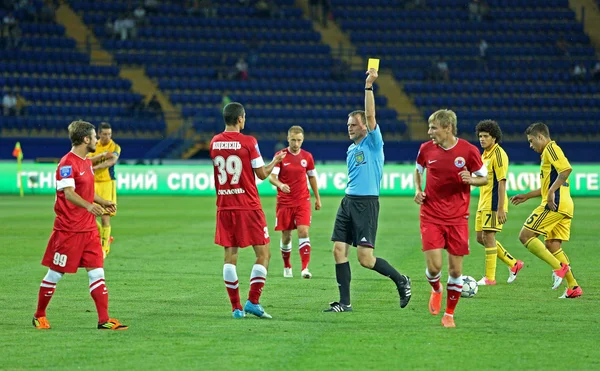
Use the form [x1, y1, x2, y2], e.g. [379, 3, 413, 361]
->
[68, 120, 95, 146]
[223, 102, 245, 126]
[475, 119, 503, 143]
[525, 122, 550, 138]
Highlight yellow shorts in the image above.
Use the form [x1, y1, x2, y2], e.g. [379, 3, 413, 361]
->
[475, 210, 504, 232]
[523, 204, 571, 241]
[95, 180, 117, 216]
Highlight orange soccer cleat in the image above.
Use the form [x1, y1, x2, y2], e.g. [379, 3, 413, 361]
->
[559, 286, 583, 299]
[98, 318, 128, 330]
[441, 314, 456, 328]
[32, 316, 51, 329]
[429, 284, 443, 316]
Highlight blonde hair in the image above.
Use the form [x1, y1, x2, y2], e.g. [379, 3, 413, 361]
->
[288, 125, 304, 135]
[428, 109, 457, 135]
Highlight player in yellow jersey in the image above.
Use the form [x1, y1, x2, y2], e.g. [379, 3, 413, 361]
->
[474, 120, 524, 286]
[88, 122, 121, 258]
[510, 122, 582, 298]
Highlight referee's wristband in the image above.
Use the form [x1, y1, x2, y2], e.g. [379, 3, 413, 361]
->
[365, 86, 373, 91]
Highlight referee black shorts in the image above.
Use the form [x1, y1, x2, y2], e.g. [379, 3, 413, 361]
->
[331, 195, 379, 248]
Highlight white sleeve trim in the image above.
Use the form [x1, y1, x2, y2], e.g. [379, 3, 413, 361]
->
[251, 156, 265, 169]
[307, 169, 317, 177]
[473, 164, 488, 177]
[272, 166, 280, 175]
[416, 163, 424, 174]
[56, 178, 75, 191]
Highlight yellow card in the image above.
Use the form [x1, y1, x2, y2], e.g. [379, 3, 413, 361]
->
[368, 58, 380, 71]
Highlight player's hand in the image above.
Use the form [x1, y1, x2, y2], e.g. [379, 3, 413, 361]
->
[87, 203, 105, 216]
[546, 193, 557, 211]
[315, 198, 322, 211]
[273, 152, 287, 164]
[103, 151, 114, 159]
[102, 201, 117, 214]
[279, 183, 291, 193]
[510, 194, 528, 206]
[459, 170, 473, 185]
[365, 68, 378, 86]
[497, 209, 507, 224]
[414, 190, 426, 205]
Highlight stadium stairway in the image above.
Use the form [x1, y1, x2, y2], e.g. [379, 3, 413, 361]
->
[54, 1, 184, 136]
[295, 0, 428, 139]
[569, 0, 600, 48]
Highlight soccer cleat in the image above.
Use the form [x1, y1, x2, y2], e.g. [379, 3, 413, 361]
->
[244, 300, 272, 319]
[559, 286, 583, 299]
[232, 309, 246, 318]
[507, 260, 524, 284]
[429, 284, 443, 316]
[551, 263, 570, 290]
[397, 275, 412, 308]
[301, 268, 312, 279]
[32, 316, 50, 329]
[283, 267, 293, 278]
[323, 301, 352, 312]
[477, 277, 497, 286]
[97, 318, 128, 330]
[109, 236, 114, 245]
[441, 314, 456, 328]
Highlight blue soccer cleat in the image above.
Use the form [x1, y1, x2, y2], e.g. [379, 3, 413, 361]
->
[244, 300, 272, 319]
[232, 309, 245, 319]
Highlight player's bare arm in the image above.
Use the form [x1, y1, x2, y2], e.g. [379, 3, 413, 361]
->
[414, 169, 426, 205]
[88, 151, 114, 165]
[255, 152, 287, 180]
[365, 68, 377, 132]
[63, 187, 105, 216]
[546, 168, 572, 211]
[497, 179, 507, 224]
[308, 175, 321, 210]
[94, 194, 117, 213]
[268, 173, 291, 193]
[93, 154, 118, 171]
[510, 188, 542, 205]
[459, 170, 489, 186]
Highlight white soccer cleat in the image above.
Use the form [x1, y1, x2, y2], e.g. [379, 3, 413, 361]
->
[301, 268, 312, 279]
[283, 268, 293, 278]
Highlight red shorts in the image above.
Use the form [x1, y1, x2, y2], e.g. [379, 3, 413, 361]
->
[215, 209, 270, 248]
[41, 229, 103, 273]
[275, 202, 311, 231]
[420, 221, 470, 256]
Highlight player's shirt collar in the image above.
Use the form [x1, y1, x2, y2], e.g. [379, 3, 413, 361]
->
[69, 150, 88, 160]
[437, 137, 459, 151]
[483, 143, 499, 156]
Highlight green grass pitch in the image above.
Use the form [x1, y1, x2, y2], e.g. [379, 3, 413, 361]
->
[1, 195, 599, 369]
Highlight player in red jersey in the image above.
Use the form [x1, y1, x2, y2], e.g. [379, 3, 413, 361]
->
[414, 109, 488, 328]
[210, 102, 286, 319]
[33, 120, 128, 330]
[269, 125, 321, 279]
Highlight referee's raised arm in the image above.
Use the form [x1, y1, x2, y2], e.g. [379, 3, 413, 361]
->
[364, 68, 378, 133]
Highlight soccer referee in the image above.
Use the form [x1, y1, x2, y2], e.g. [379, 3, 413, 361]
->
[324, 68, 412, 313]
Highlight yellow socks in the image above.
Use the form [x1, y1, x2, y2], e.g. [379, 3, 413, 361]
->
[101, 226, 112, 254]
[496, 241, 517, 268]
[552, 248, 578, 289]
[525, 237, 561, 270]
[485, 247, 497, 281]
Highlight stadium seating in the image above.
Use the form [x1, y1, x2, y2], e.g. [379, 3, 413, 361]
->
[333, 0, 600, 138]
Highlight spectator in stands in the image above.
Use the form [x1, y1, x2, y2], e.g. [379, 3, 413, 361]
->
[114, 13, 136, 41]
[478, 38, 489, 72]
[133, 4, 147, 25]
[147, 94, 162, 117]
[15, 90, 27, 116]
[556, 36, 570, 58]
[592, 61, 600, 81]
[15, 0, 37, 22]
[255, 0, 271, 18]
[2, 90, 17, 116]
[468, 0, 481, 22]
[221, 91, 231, 110]
[572, 63, 587, 82]
[436, 58, 450, 82]
[5, 18, 21, 49]
[105, 18, 117, 39]
[233, 57, 248, 80]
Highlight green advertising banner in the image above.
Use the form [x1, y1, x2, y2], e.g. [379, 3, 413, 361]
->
[0, 162, 599, 196]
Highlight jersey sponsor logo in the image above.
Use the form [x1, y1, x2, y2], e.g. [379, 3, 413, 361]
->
[428, 160, 437, 164]
[454, 157, 466, 168]
[212, 141, 242, 150]
[354, 151, 365, 165]
[283, 163, 291, 166]
[217, 188, 246, 195]
[301, 159, 307, 167]
[80, 171, 86, 176]
[59, 166, 72, 177]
